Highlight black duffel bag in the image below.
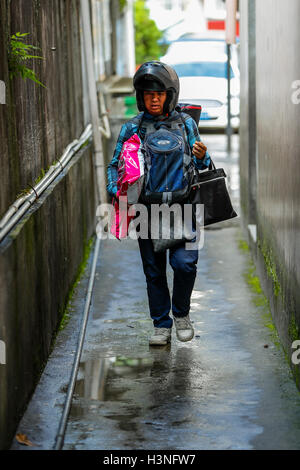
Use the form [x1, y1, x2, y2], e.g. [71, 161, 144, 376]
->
[189, 160, 238, 226]
[176, 103, 202, 125]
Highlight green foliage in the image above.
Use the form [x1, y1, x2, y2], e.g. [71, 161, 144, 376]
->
[16, 188, 32, 199]
[34, 168, 46, 185]
[134, 0, 168, 65]
[8, 32, 45, 88]
[119, 0, 128, 11]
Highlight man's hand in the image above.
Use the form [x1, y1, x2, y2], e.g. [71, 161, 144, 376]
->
[192, 141, 207, 160]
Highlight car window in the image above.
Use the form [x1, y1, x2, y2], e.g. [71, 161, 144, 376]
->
[163, 43, 226, 63]
[172, 62, 235, 79]
[167, 41, 226, 55]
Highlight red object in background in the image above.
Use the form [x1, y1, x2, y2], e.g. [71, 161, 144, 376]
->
[207, 20, 239, 37]
[207, 19, 225, 30]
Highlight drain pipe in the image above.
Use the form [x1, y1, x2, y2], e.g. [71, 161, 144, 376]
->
[99, 91, 111, 140]
[80, 0, 107, 204]
[54, 231, 101, 450]
[0, 125, 92, 243]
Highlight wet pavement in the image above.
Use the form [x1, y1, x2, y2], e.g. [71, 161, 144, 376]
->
[11, 134, 300, 450]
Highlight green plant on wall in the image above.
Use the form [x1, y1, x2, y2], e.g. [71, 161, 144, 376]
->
[134, 0, 168, 65]
[8, 32, 45, 88]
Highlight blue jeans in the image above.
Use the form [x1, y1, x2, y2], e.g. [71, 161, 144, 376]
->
[138, 238, 199, 328]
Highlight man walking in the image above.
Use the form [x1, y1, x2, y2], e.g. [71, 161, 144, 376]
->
[107, 61, 210, 346]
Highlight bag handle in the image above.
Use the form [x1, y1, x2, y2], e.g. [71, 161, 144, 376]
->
[208, 159, 216, 171]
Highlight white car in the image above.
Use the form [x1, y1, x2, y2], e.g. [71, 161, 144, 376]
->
[160, 37, 240, 130]
[161, 32, 240, 67]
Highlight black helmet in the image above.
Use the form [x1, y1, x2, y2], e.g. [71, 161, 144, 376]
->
[133, 61, 180, 114]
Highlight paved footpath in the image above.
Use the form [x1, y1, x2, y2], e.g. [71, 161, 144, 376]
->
[11, 135, 300, 450]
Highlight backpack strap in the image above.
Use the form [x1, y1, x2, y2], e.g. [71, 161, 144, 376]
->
[135, 113, 144, 137]
[177, 112, 193, 156]
[179, 112, 191, 135]
[137, 116, 157, 140]
[132, 112, 158, 138]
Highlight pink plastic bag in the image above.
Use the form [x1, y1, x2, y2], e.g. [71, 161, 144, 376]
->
[110, 196, 133, 240]
[117, 133, 144, 202]
[110, 134, 144, 240]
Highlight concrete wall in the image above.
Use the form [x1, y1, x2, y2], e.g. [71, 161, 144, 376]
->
[0, 0, 97, 449]
[239, 0, 257, 224]
[0, 0, 89, 217]
[239, 0, 250, 220]
[240, 0, 300, 387]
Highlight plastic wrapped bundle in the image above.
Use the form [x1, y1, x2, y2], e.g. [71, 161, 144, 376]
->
[111, 134, 144, 239]
[117, 133, 144, 204]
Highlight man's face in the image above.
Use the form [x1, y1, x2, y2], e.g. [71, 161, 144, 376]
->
[143, 90, 167, 116]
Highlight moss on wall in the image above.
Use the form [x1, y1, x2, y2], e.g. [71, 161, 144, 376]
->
[257, 231, 300, 344]
[58, 236, 94, 332]
[247, 226, 300, 390]
[258, 238, 282, 298]
[289, 313, 300, 343]
[238, 238, 281, 349]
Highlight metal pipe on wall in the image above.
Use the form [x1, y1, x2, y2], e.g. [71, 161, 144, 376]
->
[0, 126, 92, 243]
[226, 0, 238, 152]
[99, 91, 111, 139]
[226, 43, 232, 151]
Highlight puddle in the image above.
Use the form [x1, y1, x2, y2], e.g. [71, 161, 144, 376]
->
[74, 356, 154, 402]
[67, 347, 212, 448]
[103, 319, 128, 324]
[191, 291, 205, 299]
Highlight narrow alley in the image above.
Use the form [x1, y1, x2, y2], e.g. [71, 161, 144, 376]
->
[11, 135, 300, 450]
[1, 0, 300, 455]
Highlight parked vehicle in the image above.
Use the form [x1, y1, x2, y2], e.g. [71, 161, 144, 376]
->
[160, 34, 240, 130]
[163, 32, 240, 67]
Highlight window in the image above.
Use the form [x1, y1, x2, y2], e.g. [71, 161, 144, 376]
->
[173, 62, 235, 79]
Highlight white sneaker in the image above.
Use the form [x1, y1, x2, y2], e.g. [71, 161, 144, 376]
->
[149, 328, 172, 346]
[173, 315, 194, 342]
